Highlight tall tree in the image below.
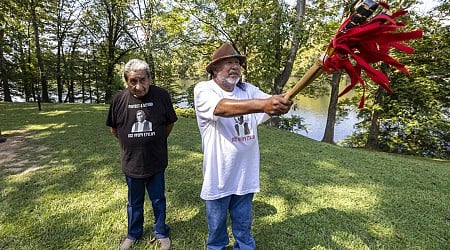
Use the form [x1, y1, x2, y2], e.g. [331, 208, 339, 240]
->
[85, 0, 134, 103]
[321, 0, 354, 144]
[4, 0, 40, 102]
[104, 0, 125, 102]
[0, 24, 12, 102]
[365, 64, 390, 149]
[273, 0, 305, 95]
[126, 0, 180, 93]
[29, 0, 50, 102]
[51, 0, 81, 103]
[321, 72, 341, 143]
[177, 0, 307, 93]
[0, 0, 13, 102]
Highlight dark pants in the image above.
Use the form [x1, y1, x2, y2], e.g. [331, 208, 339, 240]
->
[125, 171, 170, 240]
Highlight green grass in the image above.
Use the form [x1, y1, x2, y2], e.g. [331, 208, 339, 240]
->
[0, 102, 449, 249]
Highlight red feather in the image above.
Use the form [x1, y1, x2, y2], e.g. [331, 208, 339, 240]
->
[322, 6, 423, 107]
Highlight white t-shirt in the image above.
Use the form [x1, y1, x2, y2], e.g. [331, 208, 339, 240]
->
[194, 80, 270, 200]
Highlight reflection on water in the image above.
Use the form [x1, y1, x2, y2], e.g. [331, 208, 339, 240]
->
[285, 95, 360, 142]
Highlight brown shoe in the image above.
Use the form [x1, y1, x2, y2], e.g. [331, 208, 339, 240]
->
[158, 237, 172, 250]
[119, 238, 137, 250]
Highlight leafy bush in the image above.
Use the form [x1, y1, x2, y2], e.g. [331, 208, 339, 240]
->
[175, 107, 196, 119]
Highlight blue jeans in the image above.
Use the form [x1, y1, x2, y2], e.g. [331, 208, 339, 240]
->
[125, 171, 170, 240]
[206, 193, 256, 250]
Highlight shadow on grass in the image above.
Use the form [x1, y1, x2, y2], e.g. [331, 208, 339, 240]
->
[0, 103, 208, 249]
[0, 103, 448, 249]
[253, 205, 378, 250]
[257, 126, 450, 249]
[0, 103, 127, 248]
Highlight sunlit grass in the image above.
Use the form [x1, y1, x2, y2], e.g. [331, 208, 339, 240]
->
[0, 102, 449, 249]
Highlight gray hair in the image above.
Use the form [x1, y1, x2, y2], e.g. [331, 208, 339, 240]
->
[124, 59, 151, 82]
[136, 109, 146, 117]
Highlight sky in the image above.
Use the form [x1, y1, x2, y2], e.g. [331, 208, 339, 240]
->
[285, 0, 439, 13]
[415, 0, 439, 12]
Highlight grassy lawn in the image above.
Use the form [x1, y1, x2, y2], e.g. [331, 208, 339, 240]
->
[0, 102, 449, 249]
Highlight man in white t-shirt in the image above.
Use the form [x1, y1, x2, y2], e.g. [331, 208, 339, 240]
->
[194, 43, 293, 250]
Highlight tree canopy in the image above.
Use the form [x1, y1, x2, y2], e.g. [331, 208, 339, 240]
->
[0, 0, 448, 159]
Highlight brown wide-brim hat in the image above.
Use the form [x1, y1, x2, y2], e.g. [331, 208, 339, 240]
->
[206, 43, 246, 74]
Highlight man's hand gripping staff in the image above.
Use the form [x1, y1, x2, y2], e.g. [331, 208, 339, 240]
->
[284, 0, 423, 107]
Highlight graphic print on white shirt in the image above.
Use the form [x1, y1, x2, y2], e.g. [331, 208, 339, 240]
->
[234, 115, 250, 136]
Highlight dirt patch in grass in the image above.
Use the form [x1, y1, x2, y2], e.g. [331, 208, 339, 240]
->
[0, 130, 48, 174]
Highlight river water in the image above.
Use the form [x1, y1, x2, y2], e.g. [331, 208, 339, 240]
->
[8, 89, 358, 142]
[286, 95, 360, 143]
[174, 93, 359, 143]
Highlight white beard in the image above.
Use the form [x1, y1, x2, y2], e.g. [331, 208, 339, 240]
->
[217, 74, 240, 90]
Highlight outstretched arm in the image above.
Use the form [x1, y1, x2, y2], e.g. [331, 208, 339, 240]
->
[214, 94, 292, 117]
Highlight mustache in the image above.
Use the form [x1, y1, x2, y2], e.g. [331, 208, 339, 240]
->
[130, 86, 147, 98]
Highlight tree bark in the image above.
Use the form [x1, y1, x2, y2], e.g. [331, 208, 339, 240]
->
[365, 86, 385, 149]
[30, 2, 50, 102]
[365, 63, 390, 149]
[268, 0, 305, 127]
[103, 0, 126, 103]
[321, 2, 355, 144]
[273, 0, 305, 95]
[321, 72, 342, 144]
[0, 27, 12, 102]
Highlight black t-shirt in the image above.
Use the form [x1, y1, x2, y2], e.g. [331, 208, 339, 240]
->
[106, 86, 178, 178]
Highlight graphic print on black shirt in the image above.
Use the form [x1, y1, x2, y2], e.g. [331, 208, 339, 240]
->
[131, 109, 152, 133]
[127, 106, 156, 139]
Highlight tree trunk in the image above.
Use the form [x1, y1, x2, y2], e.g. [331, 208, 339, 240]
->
[146, 51, 156, 83]
[267, 0, 305, 127]
[322, 72, 342, 144]
[56, 42, 63, 103]
[0, 27, 12, 102]
[68, 79, 75, 103]
[25, 34, 35, 102]
[17, 34, 32, 101]
[56, 0, 65, 103]
[105, 60, 114, 103]
[273, 0, 305, 95]
[104, 0, 118, 103]
[31, 3, 50, 102]
[365, 86, 385, 149]
[321, 2, 356, 143]
[365, 63, 390, 149]
[0, 55, 11, 102]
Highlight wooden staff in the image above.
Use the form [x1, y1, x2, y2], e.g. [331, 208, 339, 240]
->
[285, 53, 330, 100]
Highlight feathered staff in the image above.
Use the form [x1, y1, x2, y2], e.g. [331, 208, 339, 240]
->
[285, 0, 423, 108]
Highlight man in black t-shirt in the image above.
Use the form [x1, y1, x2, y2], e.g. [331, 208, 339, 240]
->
[106, 59, 177, 250]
